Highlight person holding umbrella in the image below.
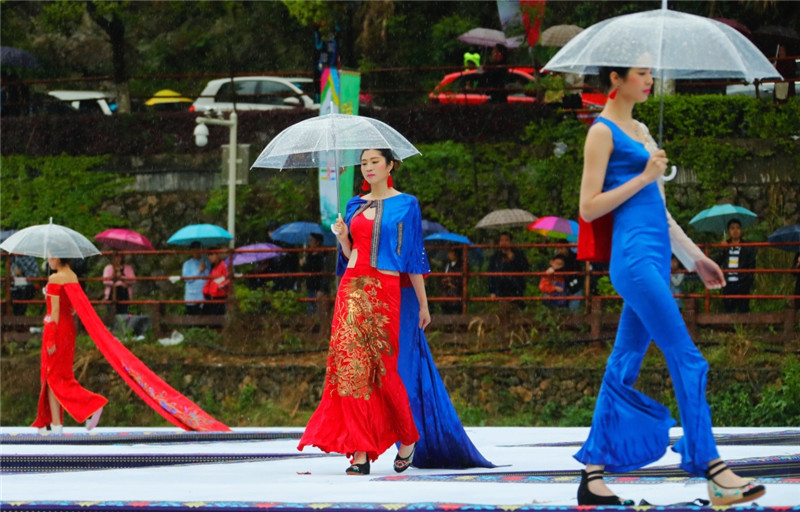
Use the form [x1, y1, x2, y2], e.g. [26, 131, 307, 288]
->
[182, 242, 210, 315]
[715, 219, 757, 314]
[102, 252, 135, 315]
[33, 256, 107, 435]
[574, 66, 764, 505]
[298, 148, 430, 475]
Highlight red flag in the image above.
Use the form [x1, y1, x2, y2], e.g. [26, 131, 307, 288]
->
[520, 0, 546, 47]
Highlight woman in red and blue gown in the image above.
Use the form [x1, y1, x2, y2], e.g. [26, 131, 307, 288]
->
[298, 148, 430, 475]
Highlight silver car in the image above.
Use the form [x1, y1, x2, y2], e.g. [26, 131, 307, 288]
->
[191, 76, 319, 113]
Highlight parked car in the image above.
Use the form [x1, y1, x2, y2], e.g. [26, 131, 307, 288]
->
[191, 76, 319, 113]
[47, 90, 116, 115]
[429, 68, 606, 124]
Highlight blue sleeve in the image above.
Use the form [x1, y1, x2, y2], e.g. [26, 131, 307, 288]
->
[402, 196, 431, 275]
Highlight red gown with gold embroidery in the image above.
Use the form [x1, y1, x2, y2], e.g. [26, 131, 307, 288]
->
[298, 211, 419, 462]
[32, 283, 107, 427]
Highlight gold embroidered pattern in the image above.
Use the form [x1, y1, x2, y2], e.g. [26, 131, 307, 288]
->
[327, 275, 392, 400]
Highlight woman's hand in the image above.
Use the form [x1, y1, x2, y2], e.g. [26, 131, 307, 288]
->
[333, 215, 349, 243]
[418, 305, 431, 330]
[695, 256, 726, 290]
[641, 149, 668, 184]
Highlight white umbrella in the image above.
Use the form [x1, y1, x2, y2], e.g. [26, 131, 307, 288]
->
[457, 28, 522, 49]
[251, 113, 420, 213]
[543, 5, 782, 146]
[475, 209, 538, 229]
[0, 219, 100, 259]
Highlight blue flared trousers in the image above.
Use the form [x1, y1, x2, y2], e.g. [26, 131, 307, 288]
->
[574, 200, 720, 477]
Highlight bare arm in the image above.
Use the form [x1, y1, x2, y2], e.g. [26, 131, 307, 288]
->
[579, 123, 668, 222]
[407, 273, 431, 330]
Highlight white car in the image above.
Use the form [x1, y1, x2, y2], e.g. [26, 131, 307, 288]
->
[191, 76, 319, 113]
[47, 90, 116, 115]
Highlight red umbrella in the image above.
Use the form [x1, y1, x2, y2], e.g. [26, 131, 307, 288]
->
[95, 228, 155, 251]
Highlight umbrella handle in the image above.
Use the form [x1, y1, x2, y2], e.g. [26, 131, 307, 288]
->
[663, 165, 677, 182]
[331, 213, 343, 237]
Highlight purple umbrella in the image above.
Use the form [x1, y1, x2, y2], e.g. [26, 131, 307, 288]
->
[232, 243, 282, 266]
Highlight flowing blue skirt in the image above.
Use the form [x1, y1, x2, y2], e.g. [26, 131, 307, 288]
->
[398, 286, 494, 469]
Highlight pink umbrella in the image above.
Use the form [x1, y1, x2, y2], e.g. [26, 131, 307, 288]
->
[527, 216, 579, 242]
[95, 228, 155, 251]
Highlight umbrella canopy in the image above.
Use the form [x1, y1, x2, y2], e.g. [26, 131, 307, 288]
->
[95, 228, 155, 251]
[539, 25, 584, 47]
[251, 113, 420, 171]
[269, 222, 331, 246]
[0, 229, 17, 243]
[688, 204, 758, 233]
[767, 224, 800, 252]
[424, 233, 473, 245]
[0, 220, 100, 259]
[543, 9, 780, 82]
[0, 46, 39, 69]
[527, 216, 579, 243]
[145, 89, 193, 106]
[457, 28, 522, 49]
[232, 243, 283, 266]
[475, 209, 537, 229]
[421, 220, 448, 238]
[712, 18, 751, 38]
[167, 224, 233, 247]
[753, 25, 800, 50]
[251, 113, 420, 214]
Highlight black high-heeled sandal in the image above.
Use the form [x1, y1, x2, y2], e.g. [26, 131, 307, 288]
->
[345, 458, 370, 475]
[577, 469, 632, 506]
[393, 444, 416, 473]
[706, 461, 765, 506]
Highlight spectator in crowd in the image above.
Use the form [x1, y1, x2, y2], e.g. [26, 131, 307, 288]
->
[463, 52, 480, 71]
[481, 44, 509, 103]
[181, 242, 210, 315]
[203, 251, 230, 316]
[102, 252, 135, 314]
[670, 255, 685, 311]
[299, 233, 329, 314]
[10, 254, 39, 315]
[555, 245, 583, 311]
[539, 254, 566, 308]
[440, 248, 463, 314]
[774, 44, 796, 103]
[716, 218, 756, 313]
[488, 231, 529, 308]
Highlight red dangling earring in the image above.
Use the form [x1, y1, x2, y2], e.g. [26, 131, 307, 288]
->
[608, 87, 618, 100]
[361, 179, 370, 192]
[387, 174, 393, 188]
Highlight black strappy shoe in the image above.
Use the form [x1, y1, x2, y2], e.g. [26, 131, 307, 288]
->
[393, 444, 416, 473]
[577, 469, 633, 506]
[345, 458, 370, 475]
[706, 461, 765, 506]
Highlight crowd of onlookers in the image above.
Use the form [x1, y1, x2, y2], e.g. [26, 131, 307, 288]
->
[5, 217, 800, 321]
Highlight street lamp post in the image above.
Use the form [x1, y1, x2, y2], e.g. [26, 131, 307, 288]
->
[194, 111, 238, 248]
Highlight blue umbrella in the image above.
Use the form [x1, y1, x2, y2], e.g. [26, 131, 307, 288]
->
[425, 233, 473, 245]
[421, 220, 448, 238]
[767, 224, 800, 252]
[424, 232, 483, 266]
[270, 222, 334, 246]
[167, 224, 233, 246]
[688, 204, 757, 233]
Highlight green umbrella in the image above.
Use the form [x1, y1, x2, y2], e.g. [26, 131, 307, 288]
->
[689, 204, 757, 233]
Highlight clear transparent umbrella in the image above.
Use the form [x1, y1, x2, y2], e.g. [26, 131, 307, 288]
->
[251, 113, 420, 213]
[543, 6, 782, 145]
[0, 219, 100, 259]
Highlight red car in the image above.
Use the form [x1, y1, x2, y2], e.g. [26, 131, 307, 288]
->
[429, 68, 607, 124]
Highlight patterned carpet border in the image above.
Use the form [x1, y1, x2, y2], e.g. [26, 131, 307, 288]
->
[373, 455, 800, 484]
[1, 502, 798, 512]
[0, 431, 303, 445]
[501, 430, 800, 448]
[0, 453, 331, 474]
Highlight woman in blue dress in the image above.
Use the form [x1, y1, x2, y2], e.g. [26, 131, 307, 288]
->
[575, 66, 765, 506]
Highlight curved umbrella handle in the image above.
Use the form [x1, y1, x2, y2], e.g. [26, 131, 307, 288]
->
[663, 165, 678, 182]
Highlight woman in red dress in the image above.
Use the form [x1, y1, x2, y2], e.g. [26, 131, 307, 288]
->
[298, 148, 431, 475]
[32, 257, 107, 434]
